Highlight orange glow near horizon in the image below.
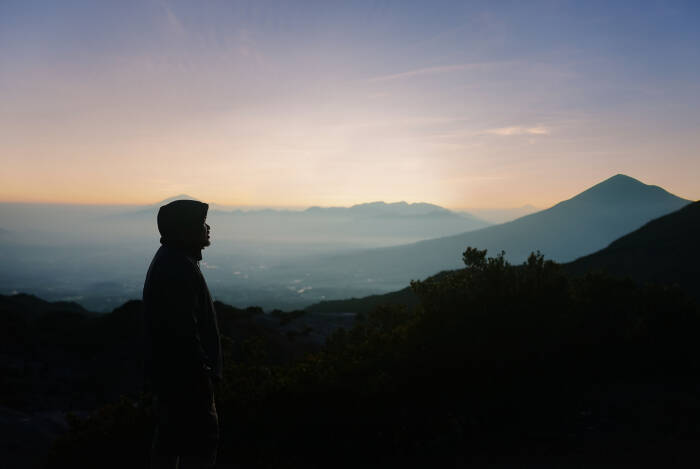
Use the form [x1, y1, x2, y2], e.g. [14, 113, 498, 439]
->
[2, 102, 699, 209]
[2, 2, 699, 210]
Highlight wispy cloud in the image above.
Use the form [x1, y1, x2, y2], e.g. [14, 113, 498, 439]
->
[367, 62, 507, 83]
[483, 126, 551, 136]
[234, 28, 264, 64]
[156, 0, 184, 35]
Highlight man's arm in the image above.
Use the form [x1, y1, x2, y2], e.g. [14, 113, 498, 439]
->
[152, 267, 214, 390]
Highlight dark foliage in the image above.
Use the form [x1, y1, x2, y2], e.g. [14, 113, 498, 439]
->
[46, 248, 700, 467]
[305, 285, 418, 315]
[0, 295, 143, 410]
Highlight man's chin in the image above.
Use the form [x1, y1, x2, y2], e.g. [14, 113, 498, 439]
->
[202, 239, 211, 248]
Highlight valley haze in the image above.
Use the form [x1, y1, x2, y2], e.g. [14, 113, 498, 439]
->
[0, 174, 693, 312]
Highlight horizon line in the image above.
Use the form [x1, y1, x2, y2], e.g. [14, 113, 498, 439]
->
[0, 197, 543, 212]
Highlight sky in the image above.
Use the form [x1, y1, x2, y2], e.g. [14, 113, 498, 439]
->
[1, 0, 699, 209]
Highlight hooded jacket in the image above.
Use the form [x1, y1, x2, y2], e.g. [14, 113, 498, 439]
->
[143, 200, 222, 401]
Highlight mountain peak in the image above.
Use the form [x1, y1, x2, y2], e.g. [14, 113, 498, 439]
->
[348, 201, 449, 216]
[154, 194, 199, 206]
[570, 174, 684, 206]
[350, 200, 441, 209]
[592, 173, 646, 189]
[299, 201, 456, 219]
[606, 173, 640, 183]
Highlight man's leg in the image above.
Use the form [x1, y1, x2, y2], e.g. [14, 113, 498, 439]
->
[178, 453, 216, 469]
[176, 429, 217, 469]
[179, 396, 219, 469]
[151, 391, 218, 468]
[150, 395, 181, 469]
[150, 425, 179, 469]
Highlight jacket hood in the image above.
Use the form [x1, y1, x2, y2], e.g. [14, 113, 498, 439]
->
[157, 200, 208, 258]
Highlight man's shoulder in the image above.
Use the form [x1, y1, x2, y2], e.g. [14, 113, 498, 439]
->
[148, 246, 198, 279]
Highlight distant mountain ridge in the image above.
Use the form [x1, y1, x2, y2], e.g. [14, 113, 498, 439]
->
[141, 198, 489, 225]
[88, 197, 490, 245]
[204, 202, 491, 250]
[155, 193, 197, 203]
[150, 197, 456, 215]
[295, 174, 691, 291]
[1, 175, 691, 312]
[306, 201, 452, 217]
[0, 293, 86, 318]
[308, 199, 700, 313]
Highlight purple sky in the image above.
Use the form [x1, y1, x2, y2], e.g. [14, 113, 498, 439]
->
[1, 0, 699, 208]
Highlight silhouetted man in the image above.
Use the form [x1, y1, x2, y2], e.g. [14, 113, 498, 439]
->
[143, 200, 222, 469]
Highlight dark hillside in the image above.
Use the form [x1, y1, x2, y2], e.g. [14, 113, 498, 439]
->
[566, 200, 700, 298]
[0, 295, 140, 411]
[306, 285, 417, 315]
[0, 294, 328, 468]
[0, 293, 86, 318]
[0, 296, 325, 412]
[48, 249, 700, 468]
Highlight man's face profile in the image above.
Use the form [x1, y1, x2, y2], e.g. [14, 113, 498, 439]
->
[201, 222, 211, 248]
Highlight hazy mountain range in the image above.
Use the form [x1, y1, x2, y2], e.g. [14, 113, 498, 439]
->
[0, 198, 490, 246]
[308, 199, 700, 314]
[0, 198, 488, 310]
[0, 174, 693, 311]
[290, 174, 691, 294]
[207, 200, 490, 245]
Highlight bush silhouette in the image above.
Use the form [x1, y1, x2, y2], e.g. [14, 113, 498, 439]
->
[48, 248, 700, 468]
